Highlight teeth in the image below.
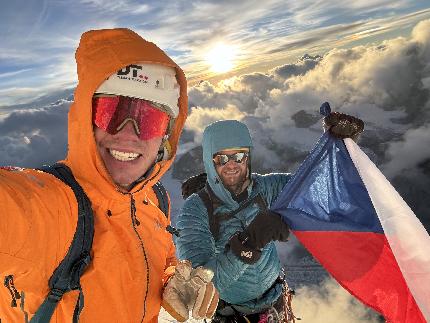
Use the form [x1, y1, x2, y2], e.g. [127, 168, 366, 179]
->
[109, 149, 140, 161]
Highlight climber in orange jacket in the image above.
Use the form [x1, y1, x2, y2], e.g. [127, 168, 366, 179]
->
[0, 28, 218, 322]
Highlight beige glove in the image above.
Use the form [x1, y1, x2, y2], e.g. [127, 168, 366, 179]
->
[162, 260, 219, 321]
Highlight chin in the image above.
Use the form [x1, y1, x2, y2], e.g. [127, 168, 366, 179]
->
[223, 176, 243, 185]
[226, 180, 241, 187]
[109, 169, 139, 187]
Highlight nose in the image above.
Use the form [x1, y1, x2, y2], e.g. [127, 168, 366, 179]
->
[114, 120, 140, 139]
[224, 159, 239, 168]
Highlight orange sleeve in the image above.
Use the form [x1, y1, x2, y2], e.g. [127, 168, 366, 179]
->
[163, 239, 178, 286]
[0, 169, 77, 269]
[0, 169, 39, 255]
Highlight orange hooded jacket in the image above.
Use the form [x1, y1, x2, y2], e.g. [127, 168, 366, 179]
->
[0, 28, 187, 322]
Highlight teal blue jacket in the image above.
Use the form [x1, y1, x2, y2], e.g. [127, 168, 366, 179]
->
[175, 120, 291, 313]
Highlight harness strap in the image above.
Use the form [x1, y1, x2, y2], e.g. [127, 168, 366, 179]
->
[215, 275, 284, 318]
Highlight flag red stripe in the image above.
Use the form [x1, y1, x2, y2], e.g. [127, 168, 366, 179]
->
[294, 231, 425, 323]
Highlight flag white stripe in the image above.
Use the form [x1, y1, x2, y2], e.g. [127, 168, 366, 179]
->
[344, 138, 430, 320]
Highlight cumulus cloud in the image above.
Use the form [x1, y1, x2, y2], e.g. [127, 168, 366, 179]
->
[185, 104, 247, 144]
[293, 278, 382, 322]
[412, 19, 430, 61]
[271, 54, 323, 79]
[382, 124, 430, 177]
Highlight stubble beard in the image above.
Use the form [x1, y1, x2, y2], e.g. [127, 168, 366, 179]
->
[223, 175, 249, 196]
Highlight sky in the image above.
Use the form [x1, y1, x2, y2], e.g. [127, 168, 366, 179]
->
[1, 0, 430, 106]
[1, 1, 430, 321]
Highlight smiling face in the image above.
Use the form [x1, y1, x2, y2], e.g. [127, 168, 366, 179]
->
[214, 148, 250, 195]
[94, 121, 162, 191]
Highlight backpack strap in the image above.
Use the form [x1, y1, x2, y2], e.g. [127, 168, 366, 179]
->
[31, 163, 94, 323]
[198, 187, 216, 237]
[182, 173, 207, 199]
[153, 181, 169, 218]
[198, 184, 267, 241]
[153, 181, 180, 237]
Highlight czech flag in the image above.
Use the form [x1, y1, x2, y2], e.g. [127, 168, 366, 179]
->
[271, 122, 430, 322]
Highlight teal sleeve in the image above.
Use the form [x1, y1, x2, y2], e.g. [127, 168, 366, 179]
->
[174, 195, 248, 295]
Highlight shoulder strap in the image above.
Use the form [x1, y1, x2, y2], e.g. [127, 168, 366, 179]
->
[31, 163, 94, 323]
[197, 187, 217, 237]
[198, 185, 267, 241]
[181, 173, 207, 199]
[153, 181, 180, 237]
[153, 181, 169, 218]
[197, 187, 214, 219]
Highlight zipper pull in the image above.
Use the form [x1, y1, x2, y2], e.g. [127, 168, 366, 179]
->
[130, 195, 139, 226]
[131, 195, 136, 215]
[7, 275, 21, 300]
[4, 275, 20, 307]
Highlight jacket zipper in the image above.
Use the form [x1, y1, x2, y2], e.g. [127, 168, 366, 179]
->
[130, 194, 150, 323]
[3, 275, 21, 307]
[123, 166, 161, 321]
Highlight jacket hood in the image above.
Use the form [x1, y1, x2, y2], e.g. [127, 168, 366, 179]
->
[64, 28, 187, 197]
[202, 120, 253, 208]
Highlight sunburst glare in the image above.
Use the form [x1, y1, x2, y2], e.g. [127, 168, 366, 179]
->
[206, 43, 236, 73]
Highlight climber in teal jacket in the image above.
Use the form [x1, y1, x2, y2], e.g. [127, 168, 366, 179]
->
[175, 120, 292, 322]
[175, 113, 364, 322]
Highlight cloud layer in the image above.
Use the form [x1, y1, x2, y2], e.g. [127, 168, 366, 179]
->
[0, 100, 70, 168]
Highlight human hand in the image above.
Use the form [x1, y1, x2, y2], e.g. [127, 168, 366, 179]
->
[228, 210, 289, 264]
[228, 232, 262, 264]
[243, 210, 290, 249]
[162, 260, 219, 321]
[323, 111, 364, 141]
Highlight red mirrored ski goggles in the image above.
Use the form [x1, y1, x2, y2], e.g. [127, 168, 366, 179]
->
[92, 95, 170, 140]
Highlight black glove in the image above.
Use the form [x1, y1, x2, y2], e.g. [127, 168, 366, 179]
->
[228, 232, 262, 264]
[228, 210, 289, 264]
[181, 173, 207, 199]
[323, 112, 364, 141]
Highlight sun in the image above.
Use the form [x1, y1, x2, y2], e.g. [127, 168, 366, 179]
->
[206, 43, 236, 73]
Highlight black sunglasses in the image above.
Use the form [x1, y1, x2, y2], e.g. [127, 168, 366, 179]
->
[213, 152, 249, 166]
